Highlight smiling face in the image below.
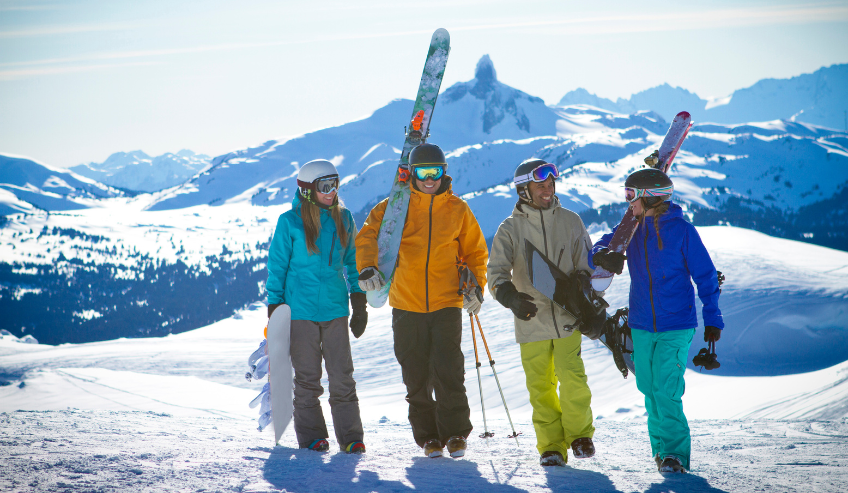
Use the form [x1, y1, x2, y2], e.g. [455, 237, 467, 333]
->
[315, 190, 336, 206]
[527, 176, 555, 209]
[416, 176, 442, 195]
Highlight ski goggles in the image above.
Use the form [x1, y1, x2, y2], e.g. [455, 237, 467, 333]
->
[514, 162, 558, 185]
[413, 165, 445, 181]
[314, 176, 339, 194]
[624, 185, 674, 203]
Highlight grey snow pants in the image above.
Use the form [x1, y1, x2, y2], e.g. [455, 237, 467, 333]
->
[290, 316, 363, 449]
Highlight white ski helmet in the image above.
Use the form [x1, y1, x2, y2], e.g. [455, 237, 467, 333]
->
[297, 159, 340, 208]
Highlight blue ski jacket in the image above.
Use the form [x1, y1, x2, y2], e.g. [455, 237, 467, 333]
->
[266, 194, 363, 322]
[590, 202, 724, 333]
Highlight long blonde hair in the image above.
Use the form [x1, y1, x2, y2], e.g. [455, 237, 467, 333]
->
[300, 193, 349, 255]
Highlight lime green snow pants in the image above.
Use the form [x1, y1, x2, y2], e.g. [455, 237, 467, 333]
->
[631, 328, 695, 470]
[519, 331, 594, 459]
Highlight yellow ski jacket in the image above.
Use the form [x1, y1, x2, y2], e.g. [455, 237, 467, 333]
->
[356, 178, 488, 313]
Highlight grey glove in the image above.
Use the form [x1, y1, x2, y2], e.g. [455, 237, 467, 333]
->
[463, 286, 483, 315]
[358, 267, 386, 292]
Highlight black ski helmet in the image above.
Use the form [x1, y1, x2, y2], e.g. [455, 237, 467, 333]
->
[624, 168, 674, 207]
[514, 158, 556, 203]
[409, 143, 447, 170]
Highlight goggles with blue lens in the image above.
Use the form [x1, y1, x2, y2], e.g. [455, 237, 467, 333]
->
[514, 162, 558, 185]
[413, 165, 445, 181]
[314, 176, 339, 194]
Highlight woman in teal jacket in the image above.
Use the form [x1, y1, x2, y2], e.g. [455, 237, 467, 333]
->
[267, 159, 367, 454]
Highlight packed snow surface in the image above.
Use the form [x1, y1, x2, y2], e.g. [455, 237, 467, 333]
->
[2, 224, 848, 491]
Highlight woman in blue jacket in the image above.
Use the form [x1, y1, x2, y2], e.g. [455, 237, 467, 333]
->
[267, 159, 368, 454]
[590, 168, 723, 474]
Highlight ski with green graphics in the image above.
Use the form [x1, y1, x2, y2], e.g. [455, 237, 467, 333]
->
[367, 28, 451, 308]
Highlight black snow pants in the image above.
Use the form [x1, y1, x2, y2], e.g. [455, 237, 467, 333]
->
[392, 307, 473, 447]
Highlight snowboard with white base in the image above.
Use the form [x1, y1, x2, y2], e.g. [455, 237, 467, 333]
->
[267, 305, 293, 444]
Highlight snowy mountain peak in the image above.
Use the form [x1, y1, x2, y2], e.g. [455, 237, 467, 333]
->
[70, 150, 210, 193]
[473, 54, 497, 87]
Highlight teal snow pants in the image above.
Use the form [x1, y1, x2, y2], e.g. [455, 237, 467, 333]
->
[630, 328, 695, 470]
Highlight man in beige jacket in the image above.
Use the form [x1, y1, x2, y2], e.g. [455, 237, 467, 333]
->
[487, 158, 596, 467]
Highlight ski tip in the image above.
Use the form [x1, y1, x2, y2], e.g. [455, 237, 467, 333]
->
[433, 28, 450, 42]
[675, 111, 691, 119]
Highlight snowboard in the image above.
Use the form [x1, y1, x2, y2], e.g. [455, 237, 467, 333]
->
[366, 28, 451, 308]
[590, 111, 693, 292]
[267, 304, 293, 444]
[525, 240, 635, 377]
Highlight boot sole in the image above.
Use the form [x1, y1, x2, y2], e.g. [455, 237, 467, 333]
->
[449, 449, 465, 458]
[427, 450, 443, 458]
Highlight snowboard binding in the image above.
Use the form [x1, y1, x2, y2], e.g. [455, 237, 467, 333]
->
[602, 307, 634, 379]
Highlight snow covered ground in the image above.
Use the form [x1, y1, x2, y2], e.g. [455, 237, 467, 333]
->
[2, 224, 848, 492]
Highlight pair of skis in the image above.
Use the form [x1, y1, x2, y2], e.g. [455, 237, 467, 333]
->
[366, 28, 451, 308]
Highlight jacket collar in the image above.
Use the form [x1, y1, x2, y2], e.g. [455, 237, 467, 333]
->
[512, 195, 562, 220]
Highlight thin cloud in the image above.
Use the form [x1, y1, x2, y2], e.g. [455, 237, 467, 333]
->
[1, 3, 845, 80]
[0, 61, 158, 81]
[0, 22, 142, 38]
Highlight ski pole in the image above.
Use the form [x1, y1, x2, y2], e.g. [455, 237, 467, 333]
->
[469, 313, 493, 440]
[473, 313, 521, 447]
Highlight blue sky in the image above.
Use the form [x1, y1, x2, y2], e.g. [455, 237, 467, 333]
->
[1, 0, 847, 167]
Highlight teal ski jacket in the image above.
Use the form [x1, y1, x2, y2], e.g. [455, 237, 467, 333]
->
[266, 194, 363, 322]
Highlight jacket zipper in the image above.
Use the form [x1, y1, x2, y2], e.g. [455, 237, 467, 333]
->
[539, 209, 561, 338]
[644, 228, 657, 331]
[328, 231, 336, 266]
[557, 247, 565, 267]
[425, 195, 434, 312]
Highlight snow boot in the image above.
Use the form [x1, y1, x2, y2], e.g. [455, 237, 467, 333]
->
[540, 451, 566, 467]
[446, 436, 467, 458]
[305, 438, 330, 452]
[571, 437, 595, 459]
[344, 441, 366, 454]
[659, 456, 688, 474]
[423, 439, 443, 458]
[654, 454, 662, 471]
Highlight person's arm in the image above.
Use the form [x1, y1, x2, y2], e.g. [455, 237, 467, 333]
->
[487, 221, 514, 296]
[457, 204, 488, 294]
[267, 215, 293, 306]
[343, 211, 364, 295]
[570, 217, 594, 274]
[588, 226, 617, 269]
[684, 225, 724, 330]
[355, 199, 388, 273]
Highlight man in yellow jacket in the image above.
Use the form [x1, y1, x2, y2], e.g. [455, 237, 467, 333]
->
[356, 143, 488, 459]
[487, 158, 596, 467]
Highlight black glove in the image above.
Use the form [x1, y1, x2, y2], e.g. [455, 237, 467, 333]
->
[593, 248, 627, 275]
[349, 292, 368, 338]
[553, 277, 605, 340]
[268, 303, 283, 319]
[494, 281, 538, 321]
[704, 326, 721, 342]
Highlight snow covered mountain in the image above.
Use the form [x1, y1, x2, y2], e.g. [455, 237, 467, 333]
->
[0, 154, 124, 216]
[70, 149, 210, 193]
[558, 63, 848, 130]
[2, 56, 847, 349]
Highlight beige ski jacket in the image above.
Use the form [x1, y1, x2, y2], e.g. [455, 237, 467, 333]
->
[487, 197, 594, 344]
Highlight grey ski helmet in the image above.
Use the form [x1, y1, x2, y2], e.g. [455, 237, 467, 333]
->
[624, 168, 673, 207]
[297, 159, 340, 209]
[514, 158, 558, 203]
